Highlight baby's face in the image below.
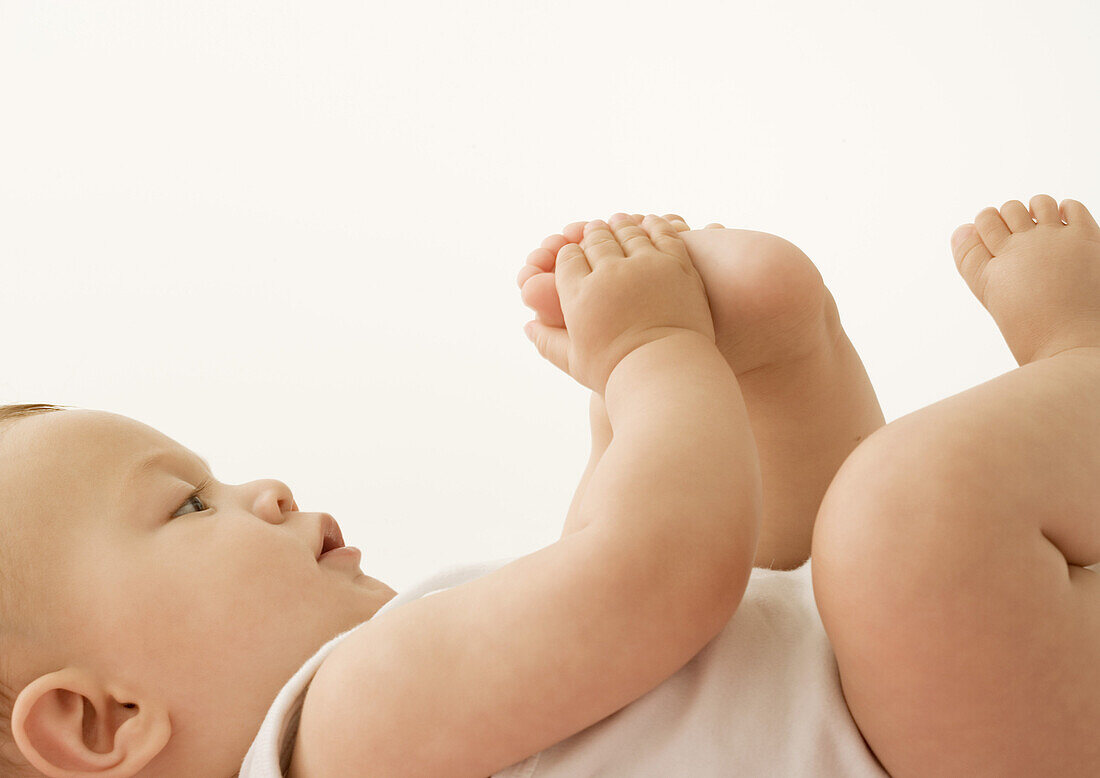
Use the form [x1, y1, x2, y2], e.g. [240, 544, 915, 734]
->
[0, 409, 396, 776]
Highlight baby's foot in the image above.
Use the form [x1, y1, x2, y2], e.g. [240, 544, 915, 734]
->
[518, 213, 718, 331]
[521, 213, 832, 376]
[951, 195, 1100, 365]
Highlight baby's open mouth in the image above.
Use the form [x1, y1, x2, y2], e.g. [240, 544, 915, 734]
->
[316, 514, 346, 559]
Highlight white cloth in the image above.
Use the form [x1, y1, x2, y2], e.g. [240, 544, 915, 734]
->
[239, 554, 889, 777]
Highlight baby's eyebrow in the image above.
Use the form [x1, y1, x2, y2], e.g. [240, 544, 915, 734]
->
[127, 449, 212, 485]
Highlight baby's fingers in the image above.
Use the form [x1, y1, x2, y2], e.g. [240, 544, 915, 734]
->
[659, 214, 691, 232]
[523, 318, 571, 377]
[654, 214, 724, 231]
[559, 213, 691, 246]
[554, 242, 590, 296]
[639, 215, 692, 265]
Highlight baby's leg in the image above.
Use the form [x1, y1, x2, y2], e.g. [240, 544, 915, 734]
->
[810, 196, 1100, 776]
[523, 217, 885, 569]
[679, 224, 886, 569]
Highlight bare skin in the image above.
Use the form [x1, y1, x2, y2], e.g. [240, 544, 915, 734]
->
[519, 214, 886, 570]
[521, 197, 1100, 776]
[805, 195, 1100, 775]
[0, 410, 396, 776]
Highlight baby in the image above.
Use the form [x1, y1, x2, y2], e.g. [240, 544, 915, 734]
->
[0, 197, 1097, 777]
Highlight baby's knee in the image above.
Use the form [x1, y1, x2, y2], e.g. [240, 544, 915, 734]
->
[811, 433, 917, 569]
[810, 423, 983, 586]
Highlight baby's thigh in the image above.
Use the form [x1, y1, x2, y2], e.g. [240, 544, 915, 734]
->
[810, 436, 1100, 777]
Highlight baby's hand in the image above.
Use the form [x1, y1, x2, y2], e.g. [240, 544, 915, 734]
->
[524, 213, 715, 394]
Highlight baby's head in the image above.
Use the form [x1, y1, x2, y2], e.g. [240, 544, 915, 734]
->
[0, 405, 397, 777]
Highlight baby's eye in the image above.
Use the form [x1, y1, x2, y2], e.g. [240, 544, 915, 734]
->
[171, 478, 213, 519]
[172, 492, 208, 518]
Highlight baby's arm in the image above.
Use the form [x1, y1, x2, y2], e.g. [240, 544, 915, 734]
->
[292, 339, 761, 777]
[559, 392, 613, 541]
[580, 331, 761, 590]
[290, 332, 756, 778]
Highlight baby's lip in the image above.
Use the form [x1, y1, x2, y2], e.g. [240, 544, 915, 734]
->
[316, 514, 346, 560]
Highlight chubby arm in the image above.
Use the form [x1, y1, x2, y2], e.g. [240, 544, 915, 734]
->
[559, 392, 613, 540]
[582, 332, 761, 574]
[294, 333, 761, 778]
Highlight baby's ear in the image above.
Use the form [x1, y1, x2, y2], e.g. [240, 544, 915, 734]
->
[10, 668, 171, 775]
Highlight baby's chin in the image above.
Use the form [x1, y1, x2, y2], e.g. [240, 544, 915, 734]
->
[349, 574, 398, 617]
[360, 573, 396, 597]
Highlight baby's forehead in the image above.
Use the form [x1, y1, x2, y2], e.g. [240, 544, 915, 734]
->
[0, 409, 179, 485]
[0, 411, 180, 557]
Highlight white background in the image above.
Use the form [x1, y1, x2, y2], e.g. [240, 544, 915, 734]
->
[1, 0, 1097, 591]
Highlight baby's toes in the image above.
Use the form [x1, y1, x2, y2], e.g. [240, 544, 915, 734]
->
[536, 234, 572, 270]
[554, 220, 585, 245]
[659, 214, 721, 232]
[516, 262, 541, 288]
[519, 272, 565, 328]
[974, 206, 1012, 253]
[655, 213, 686, 232]
[517, 243, 555, 289]
[1061, 199, 1100, 234]
[516, 233, 573, 284]
[1029, 193, 1062, 225]
[951, 222, 993, 302]
[518, 234, 571, 327]
[999, 200, 1035, 233]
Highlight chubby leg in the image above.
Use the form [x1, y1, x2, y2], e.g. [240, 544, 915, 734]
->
[521, 215, 886, 569]
[810, 195, 1100, 776]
